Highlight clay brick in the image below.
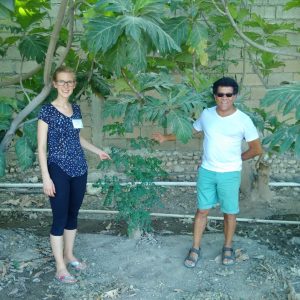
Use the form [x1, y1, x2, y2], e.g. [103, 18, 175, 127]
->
[243, 74, 263, 86]
[283, 60, 300, 73]
[267, 72, 294, 85]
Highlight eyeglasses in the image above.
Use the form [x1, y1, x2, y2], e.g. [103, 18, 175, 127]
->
[216, 93, 235, 98]
[56, 80, 76, 87]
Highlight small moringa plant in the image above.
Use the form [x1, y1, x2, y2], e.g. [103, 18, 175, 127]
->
[93, 131, 167, 237]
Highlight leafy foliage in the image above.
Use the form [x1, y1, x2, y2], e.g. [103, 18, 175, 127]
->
[15, 136, 36, 170]
[103, 71, 209, 143]
[1, 0, 300, 177]
[260, 84, 300, 157]
[84, 0, 181, 74]
[0, 150, 5, 177]
[94, 146, 167, 235]
[284, 0, 300, 11]
[261, 84, 300, 120]
[19, 34, 48, 63]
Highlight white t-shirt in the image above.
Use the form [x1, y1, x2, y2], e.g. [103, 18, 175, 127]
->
[193, 106, 259, 172]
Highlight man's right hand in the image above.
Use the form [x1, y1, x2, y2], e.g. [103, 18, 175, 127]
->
[152, 133, 166, 144]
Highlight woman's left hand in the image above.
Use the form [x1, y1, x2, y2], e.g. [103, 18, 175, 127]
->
[98, 150, 111, 160]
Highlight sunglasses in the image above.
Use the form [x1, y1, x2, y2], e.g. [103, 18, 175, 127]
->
[216, 93, 235, 98]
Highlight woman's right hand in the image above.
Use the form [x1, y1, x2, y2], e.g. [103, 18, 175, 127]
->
[43, 177, 56, 197]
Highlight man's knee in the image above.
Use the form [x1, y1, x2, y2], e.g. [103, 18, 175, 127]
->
[195, 209, 209, 220]
[224, 213, 237, 221]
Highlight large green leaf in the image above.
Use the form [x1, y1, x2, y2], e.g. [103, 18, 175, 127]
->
[162, 17, 189, 46]
[243, 13, 294, 35]
[123, 16, 142, 42]
[0, 150, 6, 177]
[0, 96, 18, 109]
[95, 0, 133, 14]
[124, 102, 140, 132]
[279, 136, 294, 154]
[18, 34, 48, 63]
[0, 0, 14, 11]
[23, 121, 37, 149]
[266, 35, 290, 47]
[133, 0, 165, 16]
[187, 21, 208, 49]
[15, 137, 36, 170]
[261, 85, 300, 119]
[127, 38, 147, 72]
[142, 96, 167, 123]
[283, 94, 300, 115]
[0, 103, 13, 121]
[167, 110, 193, 143]
[0, 120, 10, 131]
[284, 0, 300, 11]
[90, 74, 111, 96]
[120, 15, 180, 54]
[84, 17, 123, 53]
[222, 27, 235, 44]
[0, 0, 13, 18]
[297, 105, 300, 120]
[103, 96, 135, 118]
[263, 128, 286, 147]
[103, 40, 127, 75]
[137, 72, 172, 89]
[15, 1, 49, 29]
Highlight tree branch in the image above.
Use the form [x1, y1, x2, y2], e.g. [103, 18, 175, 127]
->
[247, 50, 269, 89]
[220, 0, 300, 58]
[0, 65, 42, 88]
[212, 0, 226, 15]
[0, 84, 52, 151]
[0, 0, 70, 152]
[19, 56, 31, 103]
[74, 60, 95, 100]
[56, 0, 75, 67]
[43, 0, 69, 84]
[239, 42, 247, 91]
[121, 69, 145, 102]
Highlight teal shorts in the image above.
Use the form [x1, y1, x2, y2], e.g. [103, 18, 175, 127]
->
[197, 167, 241, 214]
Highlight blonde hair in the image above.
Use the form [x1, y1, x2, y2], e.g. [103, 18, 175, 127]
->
[52, 66, 76, 81]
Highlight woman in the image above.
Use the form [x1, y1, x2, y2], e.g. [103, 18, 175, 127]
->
[38, 66, 110, 283]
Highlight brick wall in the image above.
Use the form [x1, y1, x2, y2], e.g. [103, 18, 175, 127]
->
[1, 0, 300, 168]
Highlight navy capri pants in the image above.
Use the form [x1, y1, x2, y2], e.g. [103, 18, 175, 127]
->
[48, 163, 87, 236]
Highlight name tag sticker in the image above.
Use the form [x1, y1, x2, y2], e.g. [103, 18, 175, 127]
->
[72, 119, 84, 129]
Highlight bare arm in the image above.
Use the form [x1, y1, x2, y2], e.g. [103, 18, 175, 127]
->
[80, 135, 111, 160]
[152, 129, 201, 144]
[37, 120, 56, 197]
[242, 138, 263, 161]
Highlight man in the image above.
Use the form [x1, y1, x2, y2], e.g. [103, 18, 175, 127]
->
[153, 77, 262, 267]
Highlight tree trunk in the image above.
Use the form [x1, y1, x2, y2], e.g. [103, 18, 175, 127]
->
[0, 84, 52, 151]
[240, 160, 273, 203]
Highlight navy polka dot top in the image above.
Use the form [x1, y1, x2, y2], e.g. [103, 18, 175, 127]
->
[38, 103, 88, 177]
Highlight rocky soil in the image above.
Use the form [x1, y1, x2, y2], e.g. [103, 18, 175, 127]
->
[0, 166, 300, 299]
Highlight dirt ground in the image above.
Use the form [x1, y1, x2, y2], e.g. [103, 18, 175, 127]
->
[0, 185, 300, 299]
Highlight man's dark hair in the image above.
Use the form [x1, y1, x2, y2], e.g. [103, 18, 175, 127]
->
[212, 77, 239, 95]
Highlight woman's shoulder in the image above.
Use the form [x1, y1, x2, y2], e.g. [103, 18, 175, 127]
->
[72, 103, 82, 115]
[40, 103, 53, 111]
[72, 103, 80, 110]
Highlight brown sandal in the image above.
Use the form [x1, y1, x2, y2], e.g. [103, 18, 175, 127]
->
[184, 247, 201, 268]
[222, 246, 235, 266]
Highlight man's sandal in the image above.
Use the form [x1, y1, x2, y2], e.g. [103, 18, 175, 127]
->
[222, 246, 235, 266]
[55, 274, 77, 284]
[184, 247, 201, 268]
